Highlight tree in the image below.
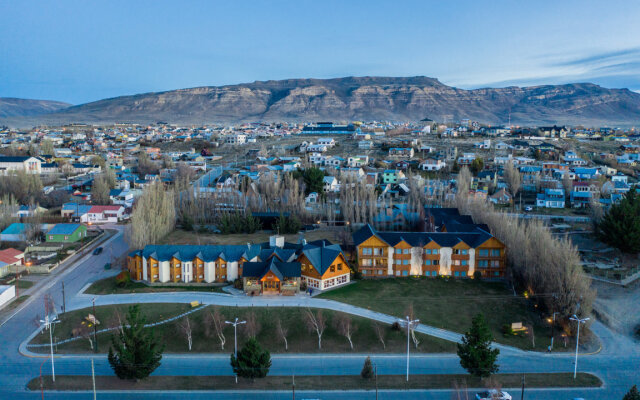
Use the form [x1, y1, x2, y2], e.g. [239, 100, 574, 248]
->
[276, 318, 289, 351]
[91, 175, 111, 205]
[230, 338, 271, 379]
[623, 385, 640, 400]
[126, 182, 176, 249]
[243, 311, 261, 339]
[301, 167, 325, 195]
[334, 314, 357, 350]
[91, 155, 106, 169]
[108, 305, 164, 380]
[204, 308, 226, 350]
[457, 167, 472, 196]
[40, 139, 55, 155]
[304, 309, 326, 350]
[504, 161, 522, 203]
[178, 316, 194, 351]
[470, 158, 484, 175]
[360, 356, 374, 380]
[373, 322, 386, 349]
[596, 188, 640, 253]
[457, 313, 500, 378]
[137, 151, 159, 178]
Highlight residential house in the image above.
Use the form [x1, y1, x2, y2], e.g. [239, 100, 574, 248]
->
[347, 155, 369, 168]
[46, 223, 87, 243]
[536, 188, 565, 208]
[0, 248, 24, 278]
[489, 188, 512, 205]
[381, 170, 405, 185]
[419, 159, 446, 171]
[388, 147, 414, 158]
[323, 176, 340, 193]
[0, 156, 42, 175]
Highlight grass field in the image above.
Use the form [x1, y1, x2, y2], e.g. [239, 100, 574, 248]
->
[29, 303, 457, 354]
[84, 276, 228, 295]
[319, 278, 576, 351]
[30, 373, 602, 391]
[159, 228, 343, 246]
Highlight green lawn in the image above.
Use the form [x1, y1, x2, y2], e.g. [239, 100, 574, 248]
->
[30, 373, 601, 391]
[84, 276, 229, 295]
[319, 278, 573, 351]
[29, 304, 457, 354]
[16, 279, 34, 289]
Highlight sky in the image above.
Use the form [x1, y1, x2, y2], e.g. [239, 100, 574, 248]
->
[1, 0, 640, 104]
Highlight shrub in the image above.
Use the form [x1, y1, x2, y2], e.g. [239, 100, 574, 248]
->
[300, 281, 308, 291]
[115, 271, 131, 288]
[391, 321, 401, 331]
[360, 356, 374, 379]
[473, 271, 482, 280]
[233, 279, 243, 290]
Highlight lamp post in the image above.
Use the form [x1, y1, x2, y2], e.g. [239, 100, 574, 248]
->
[225, 317, 246, 383]
[402, 315, 419, 382]
[39, 314, 60, 382]
[569, 314, 589, 379]
[549, 311, 559, 350]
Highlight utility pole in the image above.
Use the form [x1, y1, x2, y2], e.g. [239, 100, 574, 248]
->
[225, 317, 246, 383]
[570, 315, 590, 379]
[61, 282, 66, 314]
[550, 311, 559, 350]
[91, 358, 97, 400]
[375, 363, 378, 400]
[92, 297, 98, 352]
[292, 374, 295, 400]
[521, 373, 525, 400]
[403, 315, 419, 382]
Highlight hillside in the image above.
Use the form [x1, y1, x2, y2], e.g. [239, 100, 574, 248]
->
[0, 98, 72, 118]
[3, 77, 640, 126]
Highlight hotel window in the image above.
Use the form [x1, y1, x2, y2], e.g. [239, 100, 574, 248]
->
[425, 260, 431, 266]
[330, 266, 335, 272]
[478, 260, 488, 268]
[362, 248, 372, 256]
[455, 271, 460, 277]
[491, 260, 500, 268]
[402, 271, 408, 276]
[461, 271, 467, 277]
[402, 260, 409, 265]
[479, 249, 489, 257]
[373, 248, 382, 256]
[199, 275, 203, 279]
[403, 249, 410, 255]
[395, 249, 402, 255]
[396, 271, 401, 276]
[491, 249, 501, 257]
[461, 260, 467, 266]
[431, 271, 437, 276]
[424, 249, 431, 255]
[433, 260, 439, 265]
[453, 260, 460, 266]
[433, 249, 438, 255]
[395, 259, 401, 265]
[176, 274, 181, 278]
[461, 249, 468, 255]
[378, 270, 384, 275]
[153, 274, 158, 278]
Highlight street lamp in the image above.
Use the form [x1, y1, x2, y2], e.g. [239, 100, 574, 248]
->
[225, 317, 246, 383]
[39, 314, 60, 382]
[402, 315, 419, 382]
[549, 311, 560, 351]
[569, 314, 590, 379]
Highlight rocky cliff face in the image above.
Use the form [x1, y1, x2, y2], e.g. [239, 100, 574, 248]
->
[4, 77, 640, 126]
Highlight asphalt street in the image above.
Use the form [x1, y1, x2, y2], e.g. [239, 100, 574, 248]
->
[0, 225, 637, 400]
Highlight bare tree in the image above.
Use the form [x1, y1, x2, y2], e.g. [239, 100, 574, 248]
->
[457, 166, 472, 199]
[178, 316, 194, 351]
[126, 182, 176, 249]
[504, 161, 522, 204]
[405, 304, 420, 349]
[304, 309, 326, 350]
[276, 317, 289, 351]
[107, 308, 125, 336]
[373, 322, 386, 350]
[207, 308, 226, 350]
[73, 322, 94, 350]
[334, 314, 357, 350]
[243, 311, 261, 339]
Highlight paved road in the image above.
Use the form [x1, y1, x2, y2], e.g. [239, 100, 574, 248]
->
[0, 225, 638, 400]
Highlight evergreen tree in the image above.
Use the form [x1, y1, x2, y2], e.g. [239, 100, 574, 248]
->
[457, 313, 500, 378]
[360, 356, 374, 379]
[302, 167, 325, 195]
[108, 305, 164, 380]
[624, 385, 640, 400]
[230, 338, 272, 379]
[596, 188, 640, 253]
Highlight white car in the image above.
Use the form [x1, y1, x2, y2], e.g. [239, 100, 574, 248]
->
[475, 390, 512, 400]
[524, 206, 533, 212]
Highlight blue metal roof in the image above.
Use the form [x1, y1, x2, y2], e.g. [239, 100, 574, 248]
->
[48, 224, 83, 235]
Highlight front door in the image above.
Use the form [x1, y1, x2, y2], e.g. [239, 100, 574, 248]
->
[263, 280, 280, 292]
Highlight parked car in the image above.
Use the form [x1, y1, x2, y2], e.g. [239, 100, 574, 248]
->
[524, 206, 533, 212]
[475, 390, 512, 400]
[104, 263, 111, 270]
[93, 247, 103, 255]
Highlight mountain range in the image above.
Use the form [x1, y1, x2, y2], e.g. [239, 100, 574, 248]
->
[0, 98, 71, 118]
[2, 76, 640, 126]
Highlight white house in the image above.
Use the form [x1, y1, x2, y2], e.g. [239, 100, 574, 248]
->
[317, 138, 336, 147]
[419, 159, 446, 171]
[82, 205, 125, 224]
[347, 155, 369, 168]
[0, 156, 42, 175]
[323, 176, 340, 193]
[225, 134, 247, 145]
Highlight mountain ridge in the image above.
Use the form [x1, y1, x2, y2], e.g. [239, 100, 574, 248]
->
[2, 76, 640, 126]
[0, 97, 72, 118]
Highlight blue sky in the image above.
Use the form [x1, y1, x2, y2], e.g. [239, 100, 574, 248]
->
[1, 0, 639, 104]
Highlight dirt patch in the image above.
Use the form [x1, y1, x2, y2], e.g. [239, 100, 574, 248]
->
[592, 279, 640, 338]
